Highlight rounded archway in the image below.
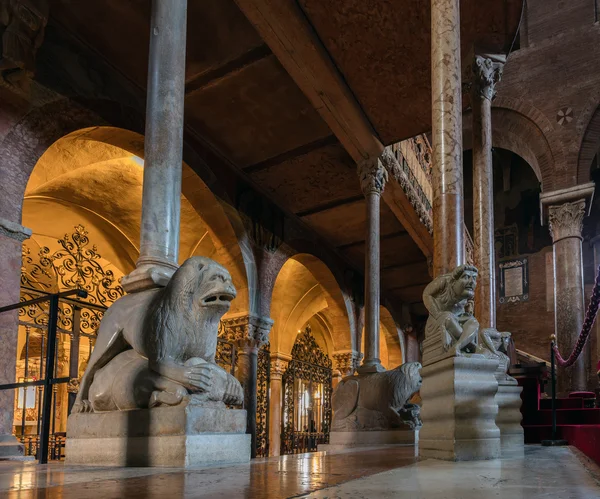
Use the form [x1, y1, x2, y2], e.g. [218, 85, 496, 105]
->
[269, 253, 355, 358]
[22, 126, 252, 315]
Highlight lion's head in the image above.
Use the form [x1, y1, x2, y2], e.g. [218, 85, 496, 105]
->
[389, 361, 423, 410]
[149, 256, 237, 363]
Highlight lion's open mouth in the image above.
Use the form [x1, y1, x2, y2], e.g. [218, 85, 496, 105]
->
[201, 291, 235, 307]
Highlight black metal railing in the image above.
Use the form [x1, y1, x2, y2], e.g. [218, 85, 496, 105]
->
[0, 289, 87, 464]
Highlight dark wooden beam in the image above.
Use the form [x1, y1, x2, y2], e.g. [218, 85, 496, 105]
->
[296, 194, 364, 218]
[244, 135, 338, 174]
[185, 44, 272, 95]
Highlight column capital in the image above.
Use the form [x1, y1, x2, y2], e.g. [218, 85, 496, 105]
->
[0, 218, 32, 242]
[540, 182, 595, 224]
[357, 155, 388, 196]
[332, 350, 363, 377]
[548, 200, 586, 243]
[269, 353, 291, 380]
[471, 55, 504, 101]
[221, 314, 274, 350]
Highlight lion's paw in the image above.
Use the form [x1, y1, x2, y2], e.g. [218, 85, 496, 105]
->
[71, 400, 93, 414]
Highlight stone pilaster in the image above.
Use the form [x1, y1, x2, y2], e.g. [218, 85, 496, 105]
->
[471, 55, 504, 329]
[0, 218, 31, 457]
[431, 0, 464, 277]
[357, 156, 387, 374]
[221, 314, 273, 458]
[267, 354, 289, 456]
[121, 0, 187, 292]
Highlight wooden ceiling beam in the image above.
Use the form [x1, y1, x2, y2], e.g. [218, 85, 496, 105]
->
[234, 0, 434, 258]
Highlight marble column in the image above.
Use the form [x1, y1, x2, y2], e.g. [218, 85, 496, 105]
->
[268, 355, 289, 457]
[357, 157, 387, 374]
[121, 0, 187, 293]
[221, 314, 273, 458]
[431, 0, 464, 277]
[471, 55, 503, 328]
[548, 200, 588, 394]
[0, 218, 31, 458]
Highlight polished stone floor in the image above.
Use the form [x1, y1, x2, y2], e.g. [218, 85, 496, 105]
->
[0, 445, 598, 498]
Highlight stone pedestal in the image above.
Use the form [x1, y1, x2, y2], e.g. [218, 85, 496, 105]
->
[66, 399, 250, 467]
[419, 356, 500, 461]
[496, 381, 524, 458]
[319, 429, 417, 452]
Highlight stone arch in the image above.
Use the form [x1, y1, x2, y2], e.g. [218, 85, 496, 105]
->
[464, 106, 553, 189]
[269, 253, 356, 358]
[577, 103, 600, 184]
[0, 99, 257, 315]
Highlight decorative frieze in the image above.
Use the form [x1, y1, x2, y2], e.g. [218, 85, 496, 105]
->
[548, 200, 586, 243]
[220, 314, 274, 349]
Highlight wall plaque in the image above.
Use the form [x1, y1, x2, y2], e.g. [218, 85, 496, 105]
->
[499, 258, 529, 303]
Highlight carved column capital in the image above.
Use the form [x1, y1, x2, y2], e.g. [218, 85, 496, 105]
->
[357, 156, 388, 196]
[269, 355, 290, 381]
[221, 314, 274, 350]
[548, 200, 586, 243]
[472, 55, 503, 101]
[332, 350, 363, 377]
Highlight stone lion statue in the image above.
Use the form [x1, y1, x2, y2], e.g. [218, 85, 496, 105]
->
[331, 362, 423, 431]
[72, 256, 243, 414]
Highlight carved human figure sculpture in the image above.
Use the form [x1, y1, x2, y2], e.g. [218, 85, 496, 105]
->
[422, 265, 481, 358]
[72, 256, 243, 413]
[331, 362, 423, 431]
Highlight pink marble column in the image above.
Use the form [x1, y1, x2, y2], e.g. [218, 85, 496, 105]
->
[357, 158, 388, 374]
[268, 356, 289, 457]
[548, 200, 588, 394]
[431, 0, 464, 277]
[0, 219, 31, 452]
[471, 56, 503, 328]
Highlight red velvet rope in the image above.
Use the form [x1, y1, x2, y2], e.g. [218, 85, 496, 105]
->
[553, 265, 600, 367]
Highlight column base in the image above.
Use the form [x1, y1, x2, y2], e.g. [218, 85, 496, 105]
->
[357, 362, 387, 374]
[66, 403, 250, 467]
[496, 380, 524, 458]
[0, 435, 33, 461]
[419, 356, 501, 462]
[319, 429, 417, 452]
[121, 263, 177, 293]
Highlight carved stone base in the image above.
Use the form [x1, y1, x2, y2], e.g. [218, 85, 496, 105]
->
[0, 435, 33, 461]
[496, 381, 524, 458]
[419, 356, 501, 461]
[319, 429, 418, 452]
[66, 401, 250, 467]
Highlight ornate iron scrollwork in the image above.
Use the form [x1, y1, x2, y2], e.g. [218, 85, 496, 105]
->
[256, 342, 270, 457]
[281, 325, 332, 455]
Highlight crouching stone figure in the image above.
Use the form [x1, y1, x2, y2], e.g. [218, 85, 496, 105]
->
[331, 362, 423, 431]
[72, 256, 243, 413]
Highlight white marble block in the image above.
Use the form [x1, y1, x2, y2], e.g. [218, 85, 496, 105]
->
[496, 381, 524, 458]
[66, 399, 250, 467]
[419, 356, 501, 461]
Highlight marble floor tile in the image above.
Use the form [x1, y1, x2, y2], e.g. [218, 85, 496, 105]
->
[0, 445, 598, 498]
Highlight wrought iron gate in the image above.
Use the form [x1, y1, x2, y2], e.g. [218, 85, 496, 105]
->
[281, 325, 332, 454]
[12, 225, 124, 461]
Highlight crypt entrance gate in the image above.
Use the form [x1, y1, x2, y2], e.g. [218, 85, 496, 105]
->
[281, 325, 332, 454]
